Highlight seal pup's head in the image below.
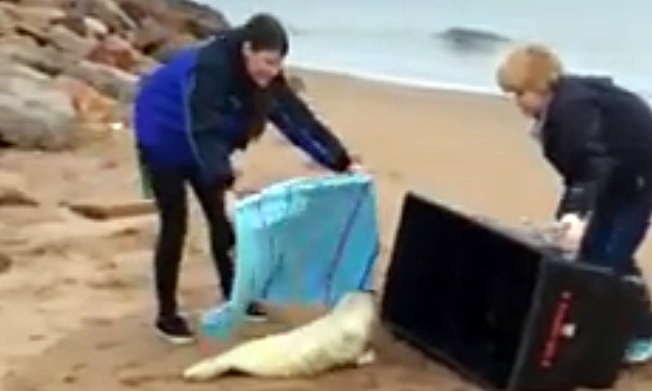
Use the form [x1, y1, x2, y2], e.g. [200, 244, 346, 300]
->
[330, 291, 377, 338]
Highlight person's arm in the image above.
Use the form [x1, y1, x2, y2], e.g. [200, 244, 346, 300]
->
[553, 99, 616, 219]
[269, 81, 352, 172]
[185, 44, 243, 185]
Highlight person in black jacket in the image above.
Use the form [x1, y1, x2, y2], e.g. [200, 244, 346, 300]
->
[497, 44, 652, 364]
[133, 14, 360, 344]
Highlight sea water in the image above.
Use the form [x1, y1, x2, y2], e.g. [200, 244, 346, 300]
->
[207, 0, 652, 100]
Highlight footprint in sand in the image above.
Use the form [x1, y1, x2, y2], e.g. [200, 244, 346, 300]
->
[0, 252, 12, 274]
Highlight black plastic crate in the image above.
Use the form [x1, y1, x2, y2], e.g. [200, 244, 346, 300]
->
[381, 192, 637, 390]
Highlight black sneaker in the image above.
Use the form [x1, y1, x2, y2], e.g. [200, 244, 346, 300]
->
[246, 302, 268, 322]
[155, 315, 195, 345]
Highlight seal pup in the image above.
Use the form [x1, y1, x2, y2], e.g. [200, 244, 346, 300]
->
[184, 291, 376, 380]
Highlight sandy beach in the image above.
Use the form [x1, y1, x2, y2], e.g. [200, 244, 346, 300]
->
[1, 69, 652, 391]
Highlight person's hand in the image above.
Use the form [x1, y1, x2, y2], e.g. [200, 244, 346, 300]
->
[347, 162, 366, 173]
[550, 213, 587, 254]
[346, 155, 366, 174]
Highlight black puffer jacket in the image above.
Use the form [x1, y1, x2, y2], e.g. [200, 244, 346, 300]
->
[540, 76, 652, 217]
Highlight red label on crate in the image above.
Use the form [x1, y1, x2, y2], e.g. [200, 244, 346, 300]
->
[539, 290, 574, 368]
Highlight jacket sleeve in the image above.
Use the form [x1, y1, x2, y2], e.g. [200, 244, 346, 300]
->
[185, 47, 243, 186]
[269, 83, 352, 172]
[553, 100, 616, 218]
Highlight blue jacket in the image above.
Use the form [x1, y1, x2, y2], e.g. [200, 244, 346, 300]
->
[133, 30, 352, 185]
[540, 76, 652, 217]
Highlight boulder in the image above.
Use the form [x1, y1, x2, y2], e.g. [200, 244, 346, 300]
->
[116, 0, 228, 38]
[0, 4, 65, 31]
[51, 5, 109, 38]
[130, 16, 169, 54]
[80, 0, 136, 33]
[0, 36, 71, 77]
[52, 12, 88, 36]
[86, 34, 139, 71]
[15, 0, 67, 7]
[0, 4, 62, 46]
[133, 54, 159, 75]
[47, 24, 97, 57]
[114, 0, 228, 62]
[54, 75, 115, 123]
[84, 15, 109, 38]
[53, 75, 120, 144]
[65, 59, 136, 100]
[0, 63, 78, 150]
[147, 31, 195, 62]
[0, 6, 16, 35]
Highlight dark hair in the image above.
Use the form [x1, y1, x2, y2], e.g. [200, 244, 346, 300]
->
[241, 13, 289, 56]
[239, 14, 289, 141]
[244, 77, 288, 141]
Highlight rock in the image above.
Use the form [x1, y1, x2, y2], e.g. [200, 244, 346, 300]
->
[65, 60, 136, 100]
[133, 54, 159, 75]
[54, 75, 115, 121]
[0, 36, 71, 77]
[61, 199, 155, 220]
[84, 15, 108, 38]
[116, 0, 228, 38]
[130, 16, 169, 54]
[147, 31, 195, 62]
[0, 6, 16, 35]
[13, 21, 50, 45]
[114, 0, 228, 60]
[0, 171, 39, 206]
[47, 24, 97, 57]
[2, 4, 65, 45]
[52, 4, 109, 37]
[16, 0, 67, 6]
[86, 34, 139, 72]
[53, 12, 88, 36]
[435, 27, 511, 53]
[84, 0, 136, 32]
[0, 63, 78, 150]
[54, 75, 125, 145]
[1, 4, 65, 31]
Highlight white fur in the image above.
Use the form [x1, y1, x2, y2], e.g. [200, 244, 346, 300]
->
[183, 292, 376, 381]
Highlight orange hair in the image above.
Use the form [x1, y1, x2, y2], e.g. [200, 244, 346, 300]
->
[497, 44, 563, 94]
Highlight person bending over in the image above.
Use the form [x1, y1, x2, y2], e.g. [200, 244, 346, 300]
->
[133, 14, 360, 344]
[497, 44, 652, 364]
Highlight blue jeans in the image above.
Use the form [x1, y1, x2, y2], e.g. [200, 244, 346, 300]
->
[578, 189, 652, 339]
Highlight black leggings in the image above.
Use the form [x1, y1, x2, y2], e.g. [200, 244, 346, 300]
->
[145, 164, 235, 319]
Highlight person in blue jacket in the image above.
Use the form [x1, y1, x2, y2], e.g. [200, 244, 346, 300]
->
[134, 14, 358, 344]
[497, 44, 652, 364]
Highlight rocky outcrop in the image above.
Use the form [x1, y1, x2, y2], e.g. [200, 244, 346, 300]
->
[435, 27, 511, 53]
[0, 0, 229, 150]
